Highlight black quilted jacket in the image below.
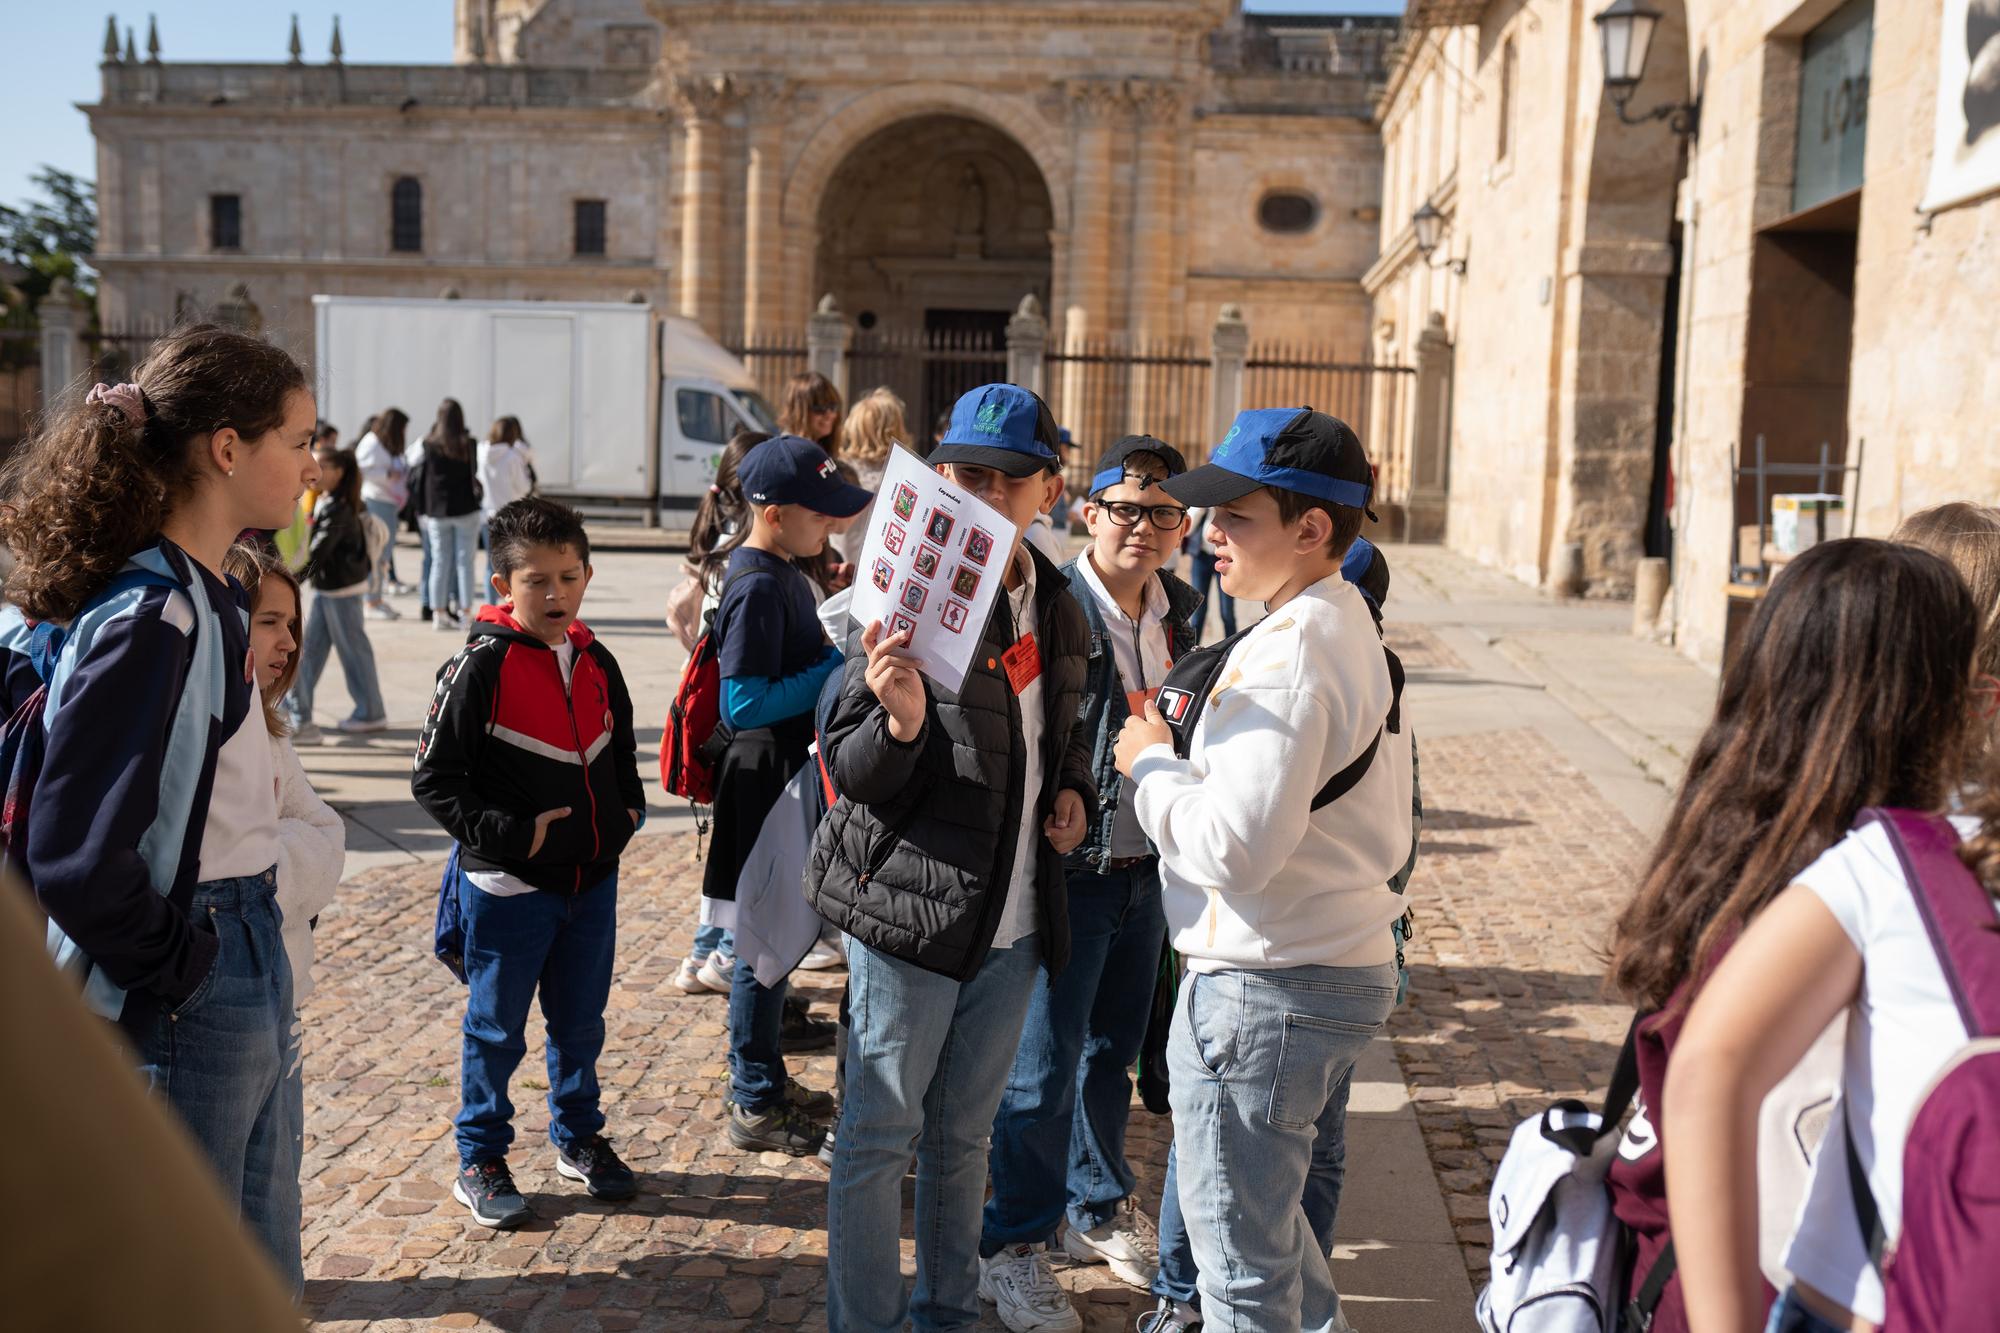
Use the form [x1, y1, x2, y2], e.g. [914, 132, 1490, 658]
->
[806, 545, 1097, 982]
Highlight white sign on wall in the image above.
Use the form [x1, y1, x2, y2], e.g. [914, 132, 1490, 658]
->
[1920, 0, 2000, 213]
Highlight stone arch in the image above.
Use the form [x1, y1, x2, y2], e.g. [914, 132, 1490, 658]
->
[1555, 0, 1693, 592]
[779, 83, 1070, 325]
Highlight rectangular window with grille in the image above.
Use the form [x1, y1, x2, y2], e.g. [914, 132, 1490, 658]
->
[574, 200, 607, 257]
[210, 194, 242, 251]
[391, 177, 423, 254]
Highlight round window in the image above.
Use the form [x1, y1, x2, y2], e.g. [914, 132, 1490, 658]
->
[1258, 192, 1319, 235]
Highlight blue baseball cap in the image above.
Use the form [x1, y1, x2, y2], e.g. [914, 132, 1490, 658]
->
[1341, 535, 1390, 611]
[738, 434, 871, 517]
[930, 384, 1063, 478]
[1089, 434, 1187, 497]
[1162, 407, 1376, 518]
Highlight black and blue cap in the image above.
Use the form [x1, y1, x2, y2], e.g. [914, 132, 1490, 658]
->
[1341, 535, 1390, 612]
[1089, 434, 1187, 498]
[1162, 407, 1376, 519]
[930, 383, 1063, 478]
[739, 433, 872, 517]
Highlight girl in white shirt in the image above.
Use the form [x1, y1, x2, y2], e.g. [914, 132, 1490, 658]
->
[1663, 530, 2000, 1333]
[478, 416, 537, 604]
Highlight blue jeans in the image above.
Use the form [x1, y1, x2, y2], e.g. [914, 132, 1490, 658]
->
[828, 938, 1043, 1333]
[364, 497, 400, 594]
[287, 591, 385, 727]
[118, 868, 302, 1293]
[1154, 1064, 1356, 1308]
[456, 871, 618, 1165]
[691, 923, 735, 964]
[423, 512, 481, 616]
[984, 860, 1167, 1251]
[1168, 963, 1396, 1333]
[1765, 1288, 1847, 1333]
[1189, 551, 1237, 639]
[729, 962, 791, 1111]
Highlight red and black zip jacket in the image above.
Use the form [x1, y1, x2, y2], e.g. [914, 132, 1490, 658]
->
[411, 606, 645, 894]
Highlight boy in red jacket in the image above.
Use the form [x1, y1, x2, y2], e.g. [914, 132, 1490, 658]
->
[412, 496, 645, 1229]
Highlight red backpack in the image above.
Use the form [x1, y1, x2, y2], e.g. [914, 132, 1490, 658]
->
[660, 623, 729, 806]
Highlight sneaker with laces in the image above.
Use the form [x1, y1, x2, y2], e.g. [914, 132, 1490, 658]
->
[727, 1100, 826, 1155]
[782, 1077, 835, 1119]
[694, 949, 735, 992]
[1136, 1297, 1201, 1332]
[673, 956, 714, 994]
[816, 1111, 839, 1168]
[978, 1243, 1083, 1333]
[780, 994, 837, 1052]
[453, 1158, 532, 1229]
[553, 1133, 638, 1200]
[1062, 1197, 1160, 1289]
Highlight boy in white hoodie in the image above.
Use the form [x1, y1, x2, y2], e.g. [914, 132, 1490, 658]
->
[1113, 407, 1413, 1333]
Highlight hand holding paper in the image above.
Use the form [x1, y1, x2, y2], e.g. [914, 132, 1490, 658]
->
[862, 620, 927, 743]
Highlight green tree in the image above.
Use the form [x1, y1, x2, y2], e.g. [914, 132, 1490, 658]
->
[0, 166, 98, 308]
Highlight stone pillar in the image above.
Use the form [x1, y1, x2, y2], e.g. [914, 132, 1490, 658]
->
[1125, 80, 1181, 343]
[1407, 311, 1453, 542]
[1061, 80, 1124, 348]
[672, 75, 735, 334]
[38, 279, 86, 402]
[739, 77, 793, 340]
[807, 295, 852, 403]
[1005, 294, 1048, 397]
[1207, 304, 1249, 461]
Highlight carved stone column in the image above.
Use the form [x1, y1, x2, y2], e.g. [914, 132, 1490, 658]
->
[672, 74, 736, 333]
[737, 76, 794, 340]
[1125, 79, 1182, 345]
[1060, 80, 1125, 348]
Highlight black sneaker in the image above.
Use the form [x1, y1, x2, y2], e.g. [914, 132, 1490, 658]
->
[453, 1158, 532, 1229]
[727, 1100, 827, 1155]
[554, 1133, 638, 1201]
[781, 1078, 835, 1119]
[780, 994, 837, 1052]
[817, 1112, 839, 1168]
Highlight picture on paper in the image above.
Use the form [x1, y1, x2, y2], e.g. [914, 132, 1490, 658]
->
[871, 558, 894, 592]
[964, 527, 995, 566]
[914, 544, 942, 579]
[892, 483, 919, 521]
[900, 579, 929, 614]
[925, 507, 956, 546]
[883, 522, 907, 555]
[950, 565, 980, 599]
[890, 613, 918, 640]
[940, 599, 971, 634]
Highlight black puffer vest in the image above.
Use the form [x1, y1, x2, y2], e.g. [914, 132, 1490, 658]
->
[806, 545, 1097, 982]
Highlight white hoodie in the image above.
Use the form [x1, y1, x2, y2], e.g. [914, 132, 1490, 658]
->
[1132, 572, 1414, 972]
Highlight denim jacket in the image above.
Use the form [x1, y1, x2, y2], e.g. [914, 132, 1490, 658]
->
[1062, 558, 1202, 873]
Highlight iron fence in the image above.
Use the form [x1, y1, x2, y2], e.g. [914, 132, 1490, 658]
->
[720, 329, 809, 408]
[83, 317, 179, 385]
[1044, 337, 1212, 488]
[846, 327, 1008, 443]
[1242, 342, 1415, 431]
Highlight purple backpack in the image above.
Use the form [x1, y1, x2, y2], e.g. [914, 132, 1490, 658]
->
[1846, 808, 2000, 1332]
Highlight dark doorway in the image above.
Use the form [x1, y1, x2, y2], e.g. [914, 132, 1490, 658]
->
[1644, 224, 1684, 561]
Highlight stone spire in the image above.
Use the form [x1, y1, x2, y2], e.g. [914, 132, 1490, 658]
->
[469, 4, 486, 63]
[287, 13, 303, 65]
[330, 15, 343, 64]
[123, 26, 136, 63]
[145, 13, 159, 63]
[102, 14, 121, 63]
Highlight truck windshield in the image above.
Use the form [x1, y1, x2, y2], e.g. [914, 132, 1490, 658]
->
[733, 390, 779, 434]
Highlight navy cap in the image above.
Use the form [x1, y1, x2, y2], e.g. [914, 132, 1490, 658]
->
[1162, 408, 1375, 517]
[1089, 434, 1187, 497]
[739, 434, 871, 517]
[930, 384, 1063, 478]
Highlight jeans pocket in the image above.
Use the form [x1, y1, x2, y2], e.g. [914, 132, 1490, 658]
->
[170, 916, 226, 1020]
[1267, 1005, 1388, 1130]
[1185, 972, 1239, 1079]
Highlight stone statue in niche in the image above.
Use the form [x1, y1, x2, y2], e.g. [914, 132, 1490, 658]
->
[954, 163, 986, 258]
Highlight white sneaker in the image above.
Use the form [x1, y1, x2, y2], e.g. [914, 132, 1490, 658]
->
[337, 716, 389, 734]
[797, 941, 845, 971]
[433, 613, 465, 633]
[694, 950, 734, 993]
[365, 601, 401, 621]
[674, 956, 727, 995]
[1062, 1197, 1159, 1290]
[290, 722, 323, 745]
[978, 1243, 1082, 1333]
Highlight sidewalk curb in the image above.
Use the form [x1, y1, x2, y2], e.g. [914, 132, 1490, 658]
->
[1485, 634, 1688, 793]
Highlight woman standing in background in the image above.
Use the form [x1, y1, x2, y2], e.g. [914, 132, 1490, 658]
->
[354, 407, 411, 618]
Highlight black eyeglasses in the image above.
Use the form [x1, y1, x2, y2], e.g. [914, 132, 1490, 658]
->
[1100, 500, 1190, 531]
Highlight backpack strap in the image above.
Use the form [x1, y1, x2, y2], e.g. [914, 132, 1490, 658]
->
[1309, 646, 1405, 812]
[1861, 807, 2000, 1037]
[1844, 1112, 1888, 1272]
[27, 567, 184, 683]
[1539, 1011, 1644, 1157]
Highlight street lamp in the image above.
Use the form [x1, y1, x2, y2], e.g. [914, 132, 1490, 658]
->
[1594, 0, 1699, 136]
[1410, 203, 1466, 275]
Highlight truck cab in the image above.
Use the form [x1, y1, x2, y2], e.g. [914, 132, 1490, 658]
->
[656, 314, 779, 529]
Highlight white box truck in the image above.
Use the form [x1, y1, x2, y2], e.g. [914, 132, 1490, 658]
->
[312, 295, 779, 528]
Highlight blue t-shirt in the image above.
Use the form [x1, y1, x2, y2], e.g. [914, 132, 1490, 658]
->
[715, 547, 823, 684]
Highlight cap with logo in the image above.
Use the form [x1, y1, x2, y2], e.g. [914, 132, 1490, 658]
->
[1089, 434, 1187, 497]
[738, 433, 872, 517]
[1161, 407, 1376, 521]
[929, 383, 1063, 478]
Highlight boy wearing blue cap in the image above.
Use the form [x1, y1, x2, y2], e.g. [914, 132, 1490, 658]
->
[1113, 408, 1415, 1333]
[806, 383, 1098, 1333]
[707, 433, 869, 1157]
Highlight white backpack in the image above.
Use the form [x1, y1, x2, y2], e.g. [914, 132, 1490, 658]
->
[1476, 1022, 1672, 1333]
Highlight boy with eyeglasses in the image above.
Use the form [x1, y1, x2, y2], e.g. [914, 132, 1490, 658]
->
[978, 436, 1202, 1331]
[807, 383, 1098, 1333]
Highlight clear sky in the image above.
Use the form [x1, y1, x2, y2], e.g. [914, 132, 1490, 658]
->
[2, 1, 1402, 212]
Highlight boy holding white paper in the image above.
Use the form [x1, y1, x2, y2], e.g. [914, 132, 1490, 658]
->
[806, 383, 1097, 1333]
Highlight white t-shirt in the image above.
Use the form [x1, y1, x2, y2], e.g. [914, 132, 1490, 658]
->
[200, 708, 282, 880]
[1784, 813, 1987, 1322]
[467, 637, 577, 898]
[991, 547, 1044, 950]
[476, 441, 537, 519]
[1075, 551, 1173, 858]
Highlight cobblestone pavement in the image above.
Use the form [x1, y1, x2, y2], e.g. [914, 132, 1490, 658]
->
[300, 833, 1168, 1332]
[1387, 725, 1652, 1284]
